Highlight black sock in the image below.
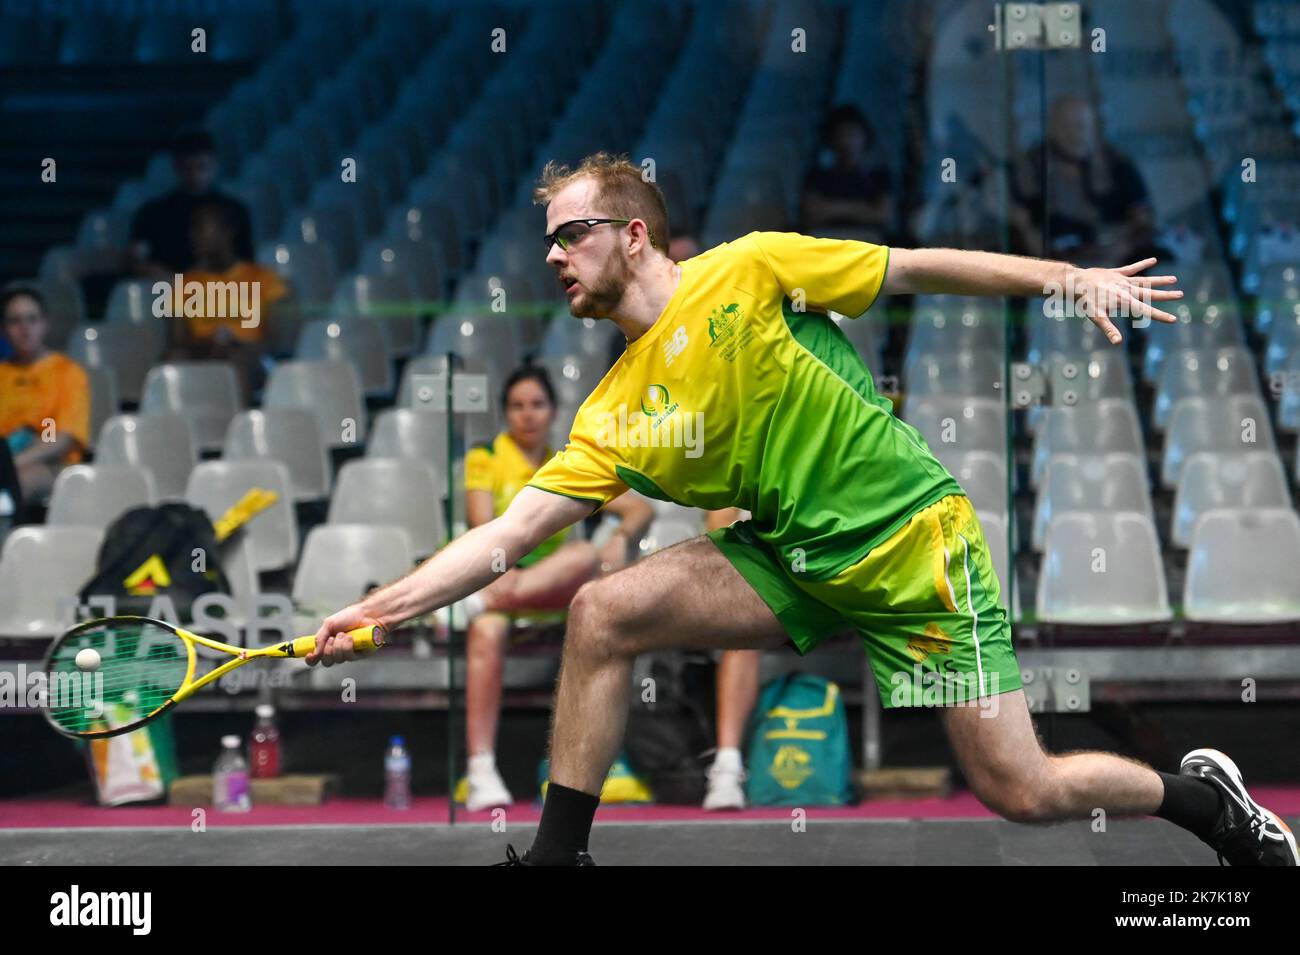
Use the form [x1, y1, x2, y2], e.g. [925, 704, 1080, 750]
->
[528, 782, 600, 865]
[1154, 771, 1223, 839]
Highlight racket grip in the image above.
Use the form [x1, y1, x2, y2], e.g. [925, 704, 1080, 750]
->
[292, 625, 386, 657]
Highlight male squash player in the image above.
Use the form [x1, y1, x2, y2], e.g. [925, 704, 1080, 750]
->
[310, 153, 1297, 867]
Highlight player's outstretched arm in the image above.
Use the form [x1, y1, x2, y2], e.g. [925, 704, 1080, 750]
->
[307, 486, 594, 665]
[879, 247, 1183, 344]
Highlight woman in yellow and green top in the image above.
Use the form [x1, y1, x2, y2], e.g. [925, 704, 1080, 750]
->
[458, 365, 652, 812]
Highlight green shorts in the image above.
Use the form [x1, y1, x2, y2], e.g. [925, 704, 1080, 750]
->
[708, 494, 1022, 709]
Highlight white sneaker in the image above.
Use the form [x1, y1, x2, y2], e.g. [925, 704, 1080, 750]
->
[703, 749, 747, 811]
[466, 754, 514, 812]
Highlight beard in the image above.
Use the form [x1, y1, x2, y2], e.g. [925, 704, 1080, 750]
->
[569, 247, 633, 318]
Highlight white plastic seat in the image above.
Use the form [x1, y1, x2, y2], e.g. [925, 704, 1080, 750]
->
[637, 515, 703, 555]
[186, 459, 299, 573]
[539, 314, 622, 361]
[1161, 395, 1275, 488]
[1153, 346, 1261, 431]
[65, 322, 160, 405]
[292, 524, 416, 617]
[331, 271, 422, 359]
[328, 459, 446, 558]
[367, 407, 450, 473]
[904, 396, 1005, 456]
[95, 414, 195, 501]
[223, 409, 331, 502]
[47, 464, 156, 530]
[534, 353, 610, 409]
[423, 312, 522, 383]
[0, 526, 104, 638]
[1037, 511, 1172, 625]
[83, 362, 118, 450]
[903, 348, 1003, 399]
[1141, 309, 1245, 385]
[1031, 399, 1145, 488]
[140, 362, 243, 453]
[1032, 453, 1151, 551]
[1172, 452, 1292, 548]
[263, 359, 366, 449]
[1184, 508, 1300, 622]
[933, 450, 1008, 522]
[294, 319, 393, 398]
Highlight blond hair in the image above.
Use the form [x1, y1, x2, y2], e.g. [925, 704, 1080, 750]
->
[533, 152, 670, 252]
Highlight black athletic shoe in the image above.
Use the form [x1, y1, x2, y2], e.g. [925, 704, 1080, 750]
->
[494, 844, 596, 866]
[1181, 748, 1299, 866]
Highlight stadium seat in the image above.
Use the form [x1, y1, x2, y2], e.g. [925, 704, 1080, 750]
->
[140, 362, 243, 454]
[1032, 400, 1145, 488]
[424, 312, 524, 385]
[294, 320, 394, 398]
[186, 459, 299, 574]
[368, 408, 450, 473]
[639, 513, 704, 554]
[1141, 310, 1245, 385]
[46, 465, 156, 530]
[83, 363, 119, 451]
[259, 239, 338, 306]
[903, 348, 1004, 400]
[1153, 346, 1262, 431]
[292, 525, 417, 624]
[263, 360, 367, 449]
[1161, 395, 1276, 488]
[534, 353, 611, 409]
[1172, 452, 1292, 549]
[904, 396, 1005, 456]
[328, 459, 446, 559]
[338, 268, 424, 359]
[1037, 512, 1172, 625]
[96, 414, 196, 501]
[933, 449, 1008, 522]
[1032, 454, 1152, 552]
[1184, 508, 1300, 623]
[540, 314, 622, 361]
[223, 409, 331, 502]
[66, 323, 159, 406]
[0, 527, 104, 638]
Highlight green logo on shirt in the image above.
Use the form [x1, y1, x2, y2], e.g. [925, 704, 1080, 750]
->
[706, 302, 752, 361]
[640, 383, 678, 419]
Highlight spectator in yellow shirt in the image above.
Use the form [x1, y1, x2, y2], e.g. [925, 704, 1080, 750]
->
[456, 365, 652, 811]
[0, 286, 90, 499]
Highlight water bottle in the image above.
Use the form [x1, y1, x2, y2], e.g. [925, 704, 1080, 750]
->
[213, 735, 251, 812]
[249, 704, 281, 779]
[384, 735, 411, 810]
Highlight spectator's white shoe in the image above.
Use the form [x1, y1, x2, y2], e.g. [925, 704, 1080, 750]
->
[703, 748, 747, 811]
[465, 754, 514, 812]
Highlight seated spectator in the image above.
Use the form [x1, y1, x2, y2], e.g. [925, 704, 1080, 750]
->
[455, 366, 653, 811]
[1009, 95, 1168, 265]
[0, 286, 89, 501]
[167, 202, 289, 398]
[129, 126, 253, 279]
[800, 104, 894, 242]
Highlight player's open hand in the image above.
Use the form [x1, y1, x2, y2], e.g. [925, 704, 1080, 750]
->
[1069, 258, 1182, 345]
[308, 604, 384, 667]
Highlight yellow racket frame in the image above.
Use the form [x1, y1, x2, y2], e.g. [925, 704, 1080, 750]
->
[44, 615, 385, 739]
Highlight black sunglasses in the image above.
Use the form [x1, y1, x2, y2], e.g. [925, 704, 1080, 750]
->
[543, 218, 632, 252]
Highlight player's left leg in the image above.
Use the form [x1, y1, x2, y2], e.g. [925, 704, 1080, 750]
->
[938, 688, 1162, 821]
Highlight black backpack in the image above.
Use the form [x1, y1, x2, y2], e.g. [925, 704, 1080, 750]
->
[79, 503, 231, 617]
[624, 652, 717, 805]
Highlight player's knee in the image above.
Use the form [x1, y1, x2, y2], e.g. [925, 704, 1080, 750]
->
[567, 578, 646, 660]
[972, 773, 1054, 823]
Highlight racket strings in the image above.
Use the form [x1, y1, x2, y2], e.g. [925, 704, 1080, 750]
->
[44, 622, 189, 735]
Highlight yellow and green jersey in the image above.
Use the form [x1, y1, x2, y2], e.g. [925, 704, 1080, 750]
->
[465, 432, 570, 566]
[528, 231, 965, 580]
